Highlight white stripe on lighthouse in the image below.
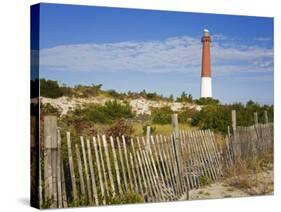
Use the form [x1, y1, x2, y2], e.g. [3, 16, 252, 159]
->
[200, 77, 212, 98]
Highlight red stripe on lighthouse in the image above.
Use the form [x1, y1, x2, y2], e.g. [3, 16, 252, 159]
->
[201, 32, 211, 77]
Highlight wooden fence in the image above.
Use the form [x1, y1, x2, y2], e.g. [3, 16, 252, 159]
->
[222, 110, 274, 166]
[41, 116, 223, 208]
[39, 111, 273, 208]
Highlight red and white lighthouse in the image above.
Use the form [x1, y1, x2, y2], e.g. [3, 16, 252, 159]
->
[200, 29, 212, 98]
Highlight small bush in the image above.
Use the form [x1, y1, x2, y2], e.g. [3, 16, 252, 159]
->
[60, 85, 73, 97]
[194, 97, 220, 105]
[199, 175, 212, 186]
[105, 119, 134, 139]
[107, 89, 125, 99]
[191, 101, 273, 133]
[73, 84, 102, 97]
[151, 106, 173, 124]
[176, 91, 193, 103]
[146, 92, 158, 100]
[64, 117, 97, 136]
[178, 108, 198, 123]
[142, 124, 156, 135]
[103, 100, 133, 120]
[71, 100, 134, 124]
[41, 103, 60, 116]
[40, 79, 63, 98]
[107, 190, 144, 204]
[191, 104, 230, 133]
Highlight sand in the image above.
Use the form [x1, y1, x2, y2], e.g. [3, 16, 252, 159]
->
[179, 169, 273, 201]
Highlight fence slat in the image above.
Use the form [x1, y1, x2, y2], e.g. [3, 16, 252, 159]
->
[56, 129, 62, 208]
[136, 150, 148, 198]
[130, 138, 142, 195]
[102, 135, 115, 196]
[116, 137, 128, 191]
[86, 139, 99, 205]
[110, 136, 122, 194]
[66, 132, 78, 202]
[80, 136, 92, 204]
[137, 137, 152, 200]
[122, 136, 133, 190]
[93, 137, 106, 205]
[60, 155, 68, 208]
[129, 153, 138, 193]
[75, 144, 86, 199]
[97, 135, 109, 198]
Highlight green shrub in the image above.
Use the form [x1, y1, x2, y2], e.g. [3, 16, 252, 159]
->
[146, 92, 158, 100]
[142, 124, 156, 135]
[178, 108, 198, 123]
[191, 101, 274, 133]
[60, 85, 73, 97]
[70, 100, 134, 124]
[107, 89, 125, 99]
[41, 103, 60, 116]
[103, 100, 133, 120]
[73, 84, 102, 97]
[151, 106, 173, 124]
[199, 175, 212, 186]
[191, 104, 230, 133]
[107, 190, 144, 204]
[40, 78, 63, 98]
[194, 97, 220, 105]
[176, 91, 193, 103]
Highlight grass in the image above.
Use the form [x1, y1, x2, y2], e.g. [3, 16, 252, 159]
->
[199, 175, 212, 186]
[132, 123, 198, 136]
[223, 152, 273, 195]
[92, 122, 197, 137]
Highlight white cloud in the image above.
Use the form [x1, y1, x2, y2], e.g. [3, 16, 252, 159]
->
[40, 35, 273, 75]
[254, 37, 272, 42]
[212, 34, 227, 41]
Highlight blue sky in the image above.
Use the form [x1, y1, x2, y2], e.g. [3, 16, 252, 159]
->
[37, 3, 274, 104]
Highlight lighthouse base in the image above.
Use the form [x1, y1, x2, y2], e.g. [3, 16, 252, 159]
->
[200, 77, 212, 98]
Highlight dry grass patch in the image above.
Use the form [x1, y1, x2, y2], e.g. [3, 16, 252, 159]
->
[223, 153, 273, 195]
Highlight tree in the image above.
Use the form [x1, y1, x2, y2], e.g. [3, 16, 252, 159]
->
[188, 94, 193, 102]
[191, 104, 230, 133]
[194, 97, 219, 105]
[176, 91, 193, 103]
[169, 94, 174, 102]
[140, 89, 146, 96]
[190, 102, 274, 133]
[40, 78, 63, 98]
[151, 106, 173, 124]
[92, 83, 102, 90]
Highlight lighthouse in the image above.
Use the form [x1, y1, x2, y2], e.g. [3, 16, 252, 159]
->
[200, 29, 212, 98]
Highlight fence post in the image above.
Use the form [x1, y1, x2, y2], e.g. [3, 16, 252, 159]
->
[171, 114, 183, 195]
[31, 115, 40, 207]
[171, 114, 179, 136]
[80, 136, 92, 204]
[231, 110, 236, 132]
[43, 116, 58, 208]
[75, 144, 86, 199]
[56, 129, 62, 208]
[231, 110, 237, 161]
[254, 112, 258, 125]
[66, 132, 78, 202]
[264, 110, 269, 124]
[146, 126, 151, 150]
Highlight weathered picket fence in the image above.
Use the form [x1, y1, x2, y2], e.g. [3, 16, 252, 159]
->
[40, 110, 273, 208]
[222, 110, 274, 166]
[41, 116, 223, 208]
